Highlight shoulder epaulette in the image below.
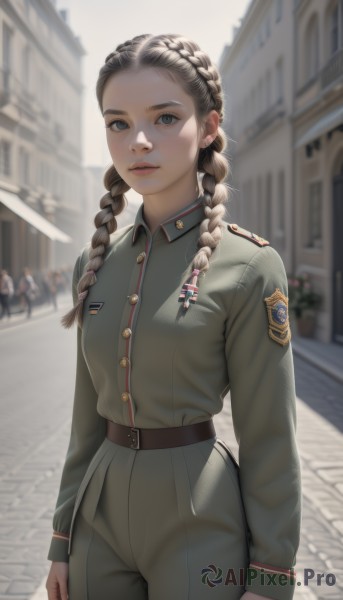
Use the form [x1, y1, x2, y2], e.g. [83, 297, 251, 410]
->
[227, 223, 270, 247]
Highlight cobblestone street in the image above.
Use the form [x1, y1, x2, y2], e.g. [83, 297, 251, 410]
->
[215, 355, 343, 600]
[0, 305, 342, 600]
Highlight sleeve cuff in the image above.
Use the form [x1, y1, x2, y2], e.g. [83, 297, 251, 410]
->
[47, 532, 70, 563]
[245, 562, 296, 600]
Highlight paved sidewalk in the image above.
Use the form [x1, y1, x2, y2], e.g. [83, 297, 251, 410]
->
[0, 295, 70, 332]
[213, 370, 343, 600]
[291, 335, 343, 385]
[1, 298, 342, 600]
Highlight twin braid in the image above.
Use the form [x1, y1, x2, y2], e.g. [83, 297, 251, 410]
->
[62, 33, 230, 326]
[194, 134, 228, 276]
[161, 37, 229, 289]
[61, 168, 129, 328]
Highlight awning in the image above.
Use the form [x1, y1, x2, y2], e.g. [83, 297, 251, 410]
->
[295, 105, 343, 148]
[0, 189, 72, 243]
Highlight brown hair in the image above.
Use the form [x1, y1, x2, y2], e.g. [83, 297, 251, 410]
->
[62, 33, 229, 328]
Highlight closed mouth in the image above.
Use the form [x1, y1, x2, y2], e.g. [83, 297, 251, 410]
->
[129, 163, 159, 171]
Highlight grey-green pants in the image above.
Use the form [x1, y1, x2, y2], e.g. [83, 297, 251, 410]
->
[68, 437, 249, 599]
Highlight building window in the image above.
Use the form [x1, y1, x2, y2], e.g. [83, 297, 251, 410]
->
[307, 181, 322, 248]
[266, 13, 271, 39]
[257, 177, 263, 233]
[21, 45, 30, 92]
[330, 3, 339, 55]
[243, 98, 248, 128]
[276, 170, 285, 250]
[276, 0, 283, 22]
[2, 23, 12, 94]
[257, 79, 263, 115]
[24, 0, 30, 17]
[242, 180, 253, 229]
[39, 71, 51, 116]
[265, 173, 272, 240]
[251, 88, 256, 122]
[326, 1, 343, 59]
[19, 148, 30, 186]
[266, 70, 272, 108]
[305, 15, 319, 81]
[276, 58, 283, 102]
[0, 140, 11, 176]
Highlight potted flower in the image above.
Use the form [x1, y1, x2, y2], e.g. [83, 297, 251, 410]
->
[287, 274, 321, 337]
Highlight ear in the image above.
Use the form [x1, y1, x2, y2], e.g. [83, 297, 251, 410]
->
[199, 110, 220, 149]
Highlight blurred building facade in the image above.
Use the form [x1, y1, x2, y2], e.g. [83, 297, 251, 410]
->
[82, 166, 106, 245]
[220, 0, 343, 344]
[0, 0, 84, 280]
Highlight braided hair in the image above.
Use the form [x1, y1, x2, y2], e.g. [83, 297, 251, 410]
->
[62, 33, 229, 328]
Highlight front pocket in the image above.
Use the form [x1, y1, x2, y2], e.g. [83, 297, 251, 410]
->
[214, 438, 251, 550]
[179, 441, 247, 535]
[215, 438, 239, 471]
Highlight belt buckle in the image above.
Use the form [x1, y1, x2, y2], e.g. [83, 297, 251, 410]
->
[129, 427, 140, 450]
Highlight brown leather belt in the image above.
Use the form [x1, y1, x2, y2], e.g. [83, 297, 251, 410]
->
[106, 419, 215, 450]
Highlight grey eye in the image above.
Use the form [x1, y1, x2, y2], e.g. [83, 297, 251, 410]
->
[107, 120, 128, 131]
[157, 114, 178, 125]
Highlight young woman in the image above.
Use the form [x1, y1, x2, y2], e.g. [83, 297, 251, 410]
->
[46, 34, 301, 600]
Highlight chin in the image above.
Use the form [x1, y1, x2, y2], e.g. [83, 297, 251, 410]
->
[130, 183, 166, 196]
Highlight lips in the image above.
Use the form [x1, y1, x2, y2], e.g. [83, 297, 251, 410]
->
[129, 162, 159, 171]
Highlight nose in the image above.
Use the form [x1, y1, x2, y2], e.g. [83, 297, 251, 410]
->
[129, 129, 153, 152]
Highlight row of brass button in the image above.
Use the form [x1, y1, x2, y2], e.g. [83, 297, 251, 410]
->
[119, 357, 130, 368]
[121, 392, 132, 403]
[136, 251, 146, 264]
[121, 252, 146, 401]
[128, 294, 139, 305]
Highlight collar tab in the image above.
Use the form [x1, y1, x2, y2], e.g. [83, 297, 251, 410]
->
[131, 198, 205, 244]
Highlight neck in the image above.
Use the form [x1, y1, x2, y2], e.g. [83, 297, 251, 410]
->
[142, 179, 199, 234]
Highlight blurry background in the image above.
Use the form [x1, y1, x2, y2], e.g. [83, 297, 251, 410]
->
[0, 4, 343, 600]
[0, 0, 342, 340]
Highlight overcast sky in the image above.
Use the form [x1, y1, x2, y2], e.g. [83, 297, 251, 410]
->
[56, 0, 251, 167]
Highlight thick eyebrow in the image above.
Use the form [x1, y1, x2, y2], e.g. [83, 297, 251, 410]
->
[103, 101, 183, 116]
[147, 101, 184, 112]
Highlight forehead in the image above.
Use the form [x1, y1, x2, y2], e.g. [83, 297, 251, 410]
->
[102, 66, 196, 113]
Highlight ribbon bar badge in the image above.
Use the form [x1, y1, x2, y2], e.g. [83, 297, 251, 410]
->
[88, 302, 104, 315]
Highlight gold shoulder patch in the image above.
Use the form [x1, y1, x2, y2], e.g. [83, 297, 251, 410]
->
[264, 288, 291, 346]
[227, 223, 269, 247]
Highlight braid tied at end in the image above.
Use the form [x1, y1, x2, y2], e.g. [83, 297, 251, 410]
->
[61, 166, 129, 328]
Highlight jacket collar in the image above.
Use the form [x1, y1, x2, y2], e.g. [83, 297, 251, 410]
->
[132, 197, 205, 244]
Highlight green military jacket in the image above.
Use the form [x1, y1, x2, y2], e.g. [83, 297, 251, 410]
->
[48, 198, 301, 600]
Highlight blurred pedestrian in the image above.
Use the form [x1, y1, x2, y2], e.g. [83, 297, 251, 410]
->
[0, 269, 14, 319]
[46, 33, 301, 600]
[18, 267, 38, 318]
[43, 271, 59, 310]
